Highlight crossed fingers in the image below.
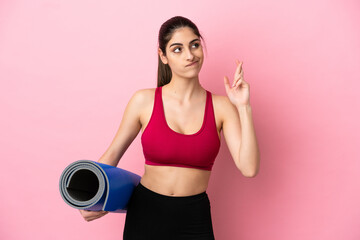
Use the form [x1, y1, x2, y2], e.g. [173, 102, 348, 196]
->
[232, 59, 244, 87]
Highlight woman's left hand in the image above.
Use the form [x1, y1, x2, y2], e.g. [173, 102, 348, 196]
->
[224, 59, 250, 107]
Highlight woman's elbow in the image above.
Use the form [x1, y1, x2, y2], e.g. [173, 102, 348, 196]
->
[238, 158, 260, 177]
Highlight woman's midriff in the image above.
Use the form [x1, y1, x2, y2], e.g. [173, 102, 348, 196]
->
[140, 164, 212, 197]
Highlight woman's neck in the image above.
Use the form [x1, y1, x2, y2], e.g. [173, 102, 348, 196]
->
[164, 75, 204, 102]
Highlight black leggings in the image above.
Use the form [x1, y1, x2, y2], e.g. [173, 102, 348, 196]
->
[123, 182, 215, 240]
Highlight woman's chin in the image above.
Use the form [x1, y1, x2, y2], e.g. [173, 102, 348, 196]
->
[184, 74, 200, 79]
[173, 69, 201, 80]
[184, 69, 201, 78]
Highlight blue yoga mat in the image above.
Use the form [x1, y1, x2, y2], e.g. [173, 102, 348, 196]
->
[59, 160, 141, 213]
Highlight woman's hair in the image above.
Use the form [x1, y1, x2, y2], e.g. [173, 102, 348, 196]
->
[157, 16, 206, 87]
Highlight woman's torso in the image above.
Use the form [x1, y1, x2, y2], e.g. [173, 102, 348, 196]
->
[139, 86, 223, 196]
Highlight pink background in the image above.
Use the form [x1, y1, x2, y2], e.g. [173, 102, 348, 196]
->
[1, 0, 359, 239]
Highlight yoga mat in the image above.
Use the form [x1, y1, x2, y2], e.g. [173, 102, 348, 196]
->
[59, 160, 141, 213]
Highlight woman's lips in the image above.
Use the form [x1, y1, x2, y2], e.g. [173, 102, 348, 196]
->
[186, 61, 198, 67]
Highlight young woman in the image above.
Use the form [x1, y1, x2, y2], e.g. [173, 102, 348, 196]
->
[79, 16, 260, 239]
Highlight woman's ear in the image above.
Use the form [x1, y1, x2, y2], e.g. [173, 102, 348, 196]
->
[158, 48, 168, 65]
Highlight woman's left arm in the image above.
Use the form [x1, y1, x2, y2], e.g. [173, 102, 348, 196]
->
[236, 104, 260, 177]
[223, 60, 260, 177]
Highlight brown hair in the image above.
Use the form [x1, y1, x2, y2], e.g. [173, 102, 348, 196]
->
[157, 16, 206, 87]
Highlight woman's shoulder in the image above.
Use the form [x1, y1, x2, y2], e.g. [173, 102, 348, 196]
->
[128, 87, 156, 109]
[210, 91, 237, 121]
[209, 91, 231, 108]
[133, 87, 156, 98]
[130, 87, 157, 100]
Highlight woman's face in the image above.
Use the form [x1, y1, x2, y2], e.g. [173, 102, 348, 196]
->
[159, 26, 204, 79]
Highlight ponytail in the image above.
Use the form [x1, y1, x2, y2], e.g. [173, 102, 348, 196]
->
[157, 55, 172, 87]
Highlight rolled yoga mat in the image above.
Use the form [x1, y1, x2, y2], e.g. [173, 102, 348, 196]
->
[59, 160, 141, 213]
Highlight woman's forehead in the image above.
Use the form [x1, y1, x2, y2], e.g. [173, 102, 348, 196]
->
[169, 27, 198, 44]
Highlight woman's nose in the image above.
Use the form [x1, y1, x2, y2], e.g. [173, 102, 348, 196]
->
[185, 48, 195, 60]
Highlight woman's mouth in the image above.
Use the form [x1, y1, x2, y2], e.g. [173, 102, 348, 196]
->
[186, 61, 198, 67]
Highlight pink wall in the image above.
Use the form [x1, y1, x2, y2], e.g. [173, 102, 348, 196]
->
[1, 0, 359, 239]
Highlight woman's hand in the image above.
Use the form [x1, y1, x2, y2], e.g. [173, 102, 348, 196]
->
[224, 59, 250, 107]
[79, 209, 109, 222]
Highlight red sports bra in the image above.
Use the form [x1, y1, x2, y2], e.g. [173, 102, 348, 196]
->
[141, 86, 221, 171]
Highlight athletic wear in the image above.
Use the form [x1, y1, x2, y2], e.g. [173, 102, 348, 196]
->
[123, 182, 215, 240]
[141, 86, 220, 171]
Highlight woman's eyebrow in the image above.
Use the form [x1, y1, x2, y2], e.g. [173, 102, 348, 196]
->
[169, 38, 199, 48]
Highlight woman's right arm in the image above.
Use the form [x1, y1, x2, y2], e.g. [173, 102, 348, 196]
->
[98, 89, 146, 166]
[79, 89, 146, 221]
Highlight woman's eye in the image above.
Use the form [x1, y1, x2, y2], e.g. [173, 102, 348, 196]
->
[173, 43, 199, 53]
[192, 43, 199, 48]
